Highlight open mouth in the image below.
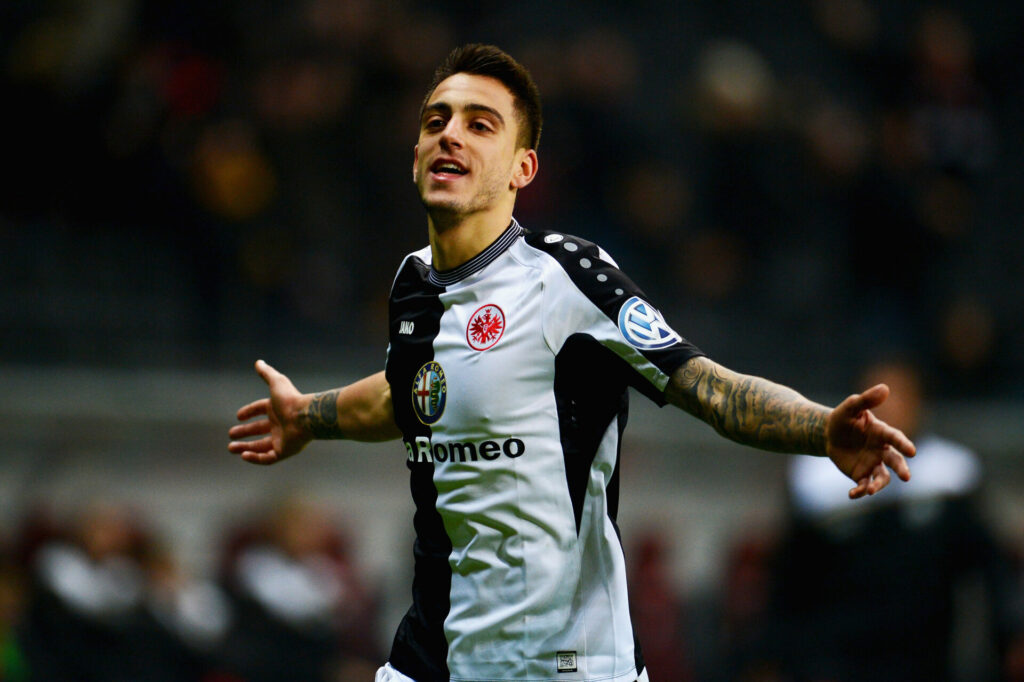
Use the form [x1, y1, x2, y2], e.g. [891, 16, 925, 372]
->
[430, 159, 468, 178]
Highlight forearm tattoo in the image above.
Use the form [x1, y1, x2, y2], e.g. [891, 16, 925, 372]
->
[671, 359, 828, 454]
[298, 389, 346, 439]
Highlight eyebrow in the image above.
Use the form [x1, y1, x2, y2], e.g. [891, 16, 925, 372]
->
[422, 101, 506, 128]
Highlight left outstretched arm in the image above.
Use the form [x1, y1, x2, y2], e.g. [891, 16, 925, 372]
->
[665, 356, 915, 498]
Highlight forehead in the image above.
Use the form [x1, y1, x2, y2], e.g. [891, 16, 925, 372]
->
[427, 73, 516, 117]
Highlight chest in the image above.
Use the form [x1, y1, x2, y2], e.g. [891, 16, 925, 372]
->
[390, 272, 552, 435]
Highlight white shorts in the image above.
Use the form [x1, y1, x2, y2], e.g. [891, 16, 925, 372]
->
[374, 662, 650, 682]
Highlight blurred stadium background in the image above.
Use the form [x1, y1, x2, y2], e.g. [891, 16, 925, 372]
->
[2, 1, 1023, 680]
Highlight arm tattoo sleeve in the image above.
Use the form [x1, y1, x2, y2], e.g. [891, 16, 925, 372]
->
[298, 389, 346, 439]
[670, 358, 829, 455]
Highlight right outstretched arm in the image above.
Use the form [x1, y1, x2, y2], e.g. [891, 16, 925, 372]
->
[227, 360, 400, 465]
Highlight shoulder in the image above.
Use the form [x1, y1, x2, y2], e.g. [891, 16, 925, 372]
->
[519, 229, 627, 297]
[388, 245, 434, 297]
[522, 229, 620, 269]
[399, 244, 433, 270]
[520, 228, 648, 316]
[393, 244, 433, 278]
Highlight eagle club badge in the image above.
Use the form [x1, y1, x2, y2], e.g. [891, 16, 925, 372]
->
[412, 361, 447, 425]
[466, 303, 505, 351]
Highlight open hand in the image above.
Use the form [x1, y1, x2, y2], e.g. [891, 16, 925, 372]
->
[227, 360, 312, 465]
[826, 384, 916, 499]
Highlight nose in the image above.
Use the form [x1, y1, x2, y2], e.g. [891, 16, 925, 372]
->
[440, 117, 463, 151]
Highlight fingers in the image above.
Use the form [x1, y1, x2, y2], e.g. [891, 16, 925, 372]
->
[838, 383, 890, 417]
[848, 479, 868, 499]
[236, 398, 270, 422]
[866, 462, 891, 494]
[228, 419, 271, 441]
[228, 436, 283, 465]
[847, 442, 912, 499]
[240, 450, 282, 466]
[848, 461, 891, 499]
[877, 420, 916, 459]
[226, 360, 291, 466]
[883, 445, 912, 482]
[228, 434, 271, 455]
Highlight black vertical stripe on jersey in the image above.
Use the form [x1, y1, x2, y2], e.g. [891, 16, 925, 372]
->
[554, 334, 647, 676]
[554, 334, 633, 535]
[385, 255, 452, 682]
[523, 230, 703, 399]
[606, 407, 646, 679]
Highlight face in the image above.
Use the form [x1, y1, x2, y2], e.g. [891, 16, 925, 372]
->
[413, 73, 536, 219]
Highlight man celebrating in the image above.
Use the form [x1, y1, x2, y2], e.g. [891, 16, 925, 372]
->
[229, 44, 915, 682]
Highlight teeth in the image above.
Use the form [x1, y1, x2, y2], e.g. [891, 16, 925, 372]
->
[437, 164, 464, 174]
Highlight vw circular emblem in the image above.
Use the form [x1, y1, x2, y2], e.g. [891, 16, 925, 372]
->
[412, 361, 447, 425]
[617, 296, 682, 350]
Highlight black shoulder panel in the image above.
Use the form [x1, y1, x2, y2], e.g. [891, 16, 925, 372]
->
[523, 230, 704, 391]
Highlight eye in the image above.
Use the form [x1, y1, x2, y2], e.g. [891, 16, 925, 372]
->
[424, 116, 446, 131]
[470, 120, 494, 133]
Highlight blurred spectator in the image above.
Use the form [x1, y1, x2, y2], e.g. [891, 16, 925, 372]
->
[216, 497, 379, 682]
[191, 120, 277, 223]
[1, 0, 1021, 397]
[811, 0, 880, 54]
[846, 7, 1000, 388]
[629, 530, 693, 682]
[752, 358, 1023, 681]
[906, 7, 996, 178]
[716, 531, 781, 682]
[18, 501, 230, 681]
[937, 294, 1001, 392]
[685, 38, 781, 306]
[0, 548, 29, 682]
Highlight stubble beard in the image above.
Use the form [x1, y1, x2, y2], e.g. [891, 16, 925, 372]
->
[416, 164, 511, 227]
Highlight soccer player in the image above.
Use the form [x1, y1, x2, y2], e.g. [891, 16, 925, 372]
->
[228, 44, 916, 682]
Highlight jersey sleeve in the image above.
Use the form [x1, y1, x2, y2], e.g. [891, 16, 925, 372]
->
[525, 230, 704, 405]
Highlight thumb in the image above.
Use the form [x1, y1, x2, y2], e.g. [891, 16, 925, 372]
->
[841, 383, 890, 416]
[255, 359, 285, 388]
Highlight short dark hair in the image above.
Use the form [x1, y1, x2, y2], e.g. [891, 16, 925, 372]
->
[422, 44, 542, 151]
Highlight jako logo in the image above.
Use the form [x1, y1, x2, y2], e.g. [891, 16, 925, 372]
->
[405, 436, 526, 463]
[617, 296, 682, 350]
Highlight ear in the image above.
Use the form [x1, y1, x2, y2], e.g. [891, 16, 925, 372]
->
[412, 144, 419, 183]
[510, 149, 538, 190]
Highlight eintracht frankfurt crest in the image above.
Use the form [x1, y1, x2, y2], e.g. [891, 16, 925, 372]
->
[466, 303, 505, 351]
[617, 296, 682, 350]
[412, 361, 447, 425]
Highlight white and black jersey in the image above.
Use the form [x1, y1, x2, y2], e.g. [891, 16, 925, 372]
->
[384, 220, 703, 682]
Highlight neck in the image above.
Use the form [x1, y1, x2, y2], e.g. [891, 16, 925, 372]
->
[428, 206, 515, 271]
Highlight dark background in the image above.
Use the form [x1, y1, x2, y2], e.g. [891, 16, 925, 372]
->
[2, 2, 1024, 680]
[3, 0, 1022, 398]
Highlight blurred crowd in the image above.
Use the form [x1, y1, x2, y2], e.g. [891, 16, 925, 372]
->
[3, 369, 1024, 682]
[3, 3, 1024, 679]
[630, 358, 1024, 682]
[0, 497, 383, 681]
[1, 508, 1020, 682]
[3, 0, 1023, 397]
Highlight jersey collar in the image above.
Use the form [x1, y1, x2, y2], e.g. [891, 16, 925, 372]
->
[428, 218, 524, 287]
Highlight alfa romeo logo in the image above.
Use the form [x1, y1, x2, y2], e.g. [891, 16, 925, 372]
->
[466, 303, 505, 351]
[412, 361, 447, 425]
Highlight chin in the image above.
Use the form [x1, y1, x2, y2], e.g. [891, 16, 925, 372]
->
[419, 194, 467, 215]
